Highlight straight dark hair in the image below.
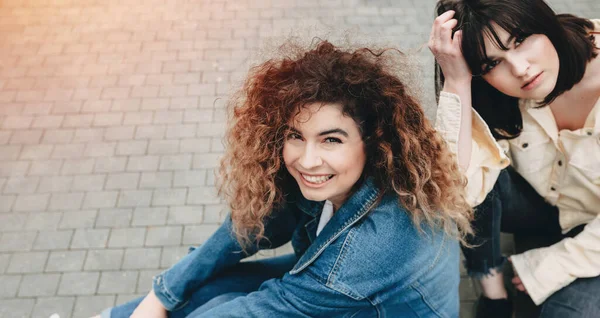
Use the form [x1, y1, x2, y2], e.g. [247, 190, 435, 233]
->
[434, 0, 598, 139]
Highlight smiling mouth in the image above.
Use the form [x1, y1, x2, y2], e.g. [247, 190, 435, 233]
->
[301, 174, 334, 184]
[522, 72, 542, 89]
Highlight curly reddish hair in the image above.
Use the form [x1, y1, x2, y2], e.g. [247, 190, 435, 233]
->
[219, 40, 473, 248]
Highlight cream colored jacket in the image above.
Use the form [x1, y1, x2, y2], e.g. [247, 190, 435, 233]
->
[435, 19, 600, 305]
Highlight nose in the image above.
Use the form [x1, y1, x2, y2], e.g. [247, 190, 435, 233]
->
[507, 53, 530, 77]
[298, 144, 323, 169]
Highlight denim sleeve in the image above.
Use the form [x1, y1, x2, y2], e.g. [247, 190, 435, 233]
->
[153, 209, 298, 311]
[190, 272, 375, 317]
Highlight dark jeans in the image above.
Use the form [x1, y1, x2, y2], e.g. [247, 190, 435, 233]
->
[103, 254, 297, 318]
[462, 167, 600, 317]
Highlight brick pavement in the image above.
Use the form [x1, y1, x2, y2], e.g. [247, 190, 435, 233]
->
[0, 0, 598, 317]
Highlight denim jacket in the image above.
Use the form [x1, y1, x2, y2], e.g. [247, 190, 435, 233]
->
[152, 179, 460, 317]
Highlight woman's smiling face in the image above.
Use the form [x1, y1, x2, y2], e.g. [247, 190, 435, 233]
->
[283, 102, 366, 210]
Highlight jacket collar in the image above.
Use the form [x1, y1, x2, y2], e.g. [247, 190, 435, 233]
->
[290, 178, 380, 274]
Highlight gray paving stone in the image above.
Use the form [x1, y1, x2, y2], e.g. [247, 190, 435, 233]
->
[180, 138, 211, 153]
[97, 270, 139, 294]
[0, 213, 28, 231]
[168, 206, 204, 225]
[131, 207, 168, 226]
[24, 212, 62, 230]
[108, 228, 146, 248]
[173, 170, 207, 187]
[0, 299, 35, 318]
[84, 142, 117, 157]
[145, 226, 183, 246]
[117, 190, 153, 208]
[28, 160, 63, 176]
[59, 210, 97, 229]
[148, 139, 180, 154]
[49, 192, 85, 211]
[13, 193, 51, 212]
[18, 273, 60, 297]
[58, 272, 100, 295]
[125, 155, 160, 171]
[72, 175, 107, 191]
[139, 171, 173, 189]
[0, 274, 22, 298]
[0, 253, 11, 273]
[83, 191, 118, 209]
[0, 194, 16, 212]
[20, 144, 54, 160]
[204, 204, 227, 223]
[0, 231, 37, 252]
[152, 188, 187, 206]
[7, 251, 48, 273]
[187, 186, 221, 205]
[38, 176, 73, 193]
[51, 144, 85, 159]
[105, 172, 140, 190]
[84, 249, 124, 270]
[95, 208, 133, 228]
[31, 296, 75, 318]
[70, 229, 109, 249]
[61, 158, 95, 175]
[459, 277, 479, 302]
[159, 154, 193, 171]
[136, 269, 162, 294]
[122, 247, 161, 269]
[0, 161, 29, 177]
[72, 295, 115, 318]
[94, 157, 127, 173]
[4, 176, 40, 194]
[183, 224, 221, 245]
[46, 251, 86, 272]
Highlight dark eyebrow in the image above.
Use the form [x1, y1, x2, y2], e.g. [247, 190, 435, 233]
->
[318, 128, 348, 137]
[287, 127, 348, 137]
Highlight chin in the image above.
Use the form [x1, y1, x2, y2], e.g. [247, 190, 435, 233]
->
[299, 190, 328, 202]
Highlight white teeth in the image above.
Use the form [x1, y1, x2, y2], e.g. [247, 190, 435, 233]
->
[301, 174, 332, 184]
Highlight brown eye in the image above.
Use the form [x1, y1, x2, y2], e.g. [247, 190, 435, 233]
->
[324, 137, 342, 144]
[481, 60, 499, 75]
[287, 133, 302, 140]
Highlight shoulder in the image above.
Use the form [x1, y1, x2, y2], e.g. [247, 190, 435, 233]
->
[323, 194, 459, 296]
[345, 194, 452, 263]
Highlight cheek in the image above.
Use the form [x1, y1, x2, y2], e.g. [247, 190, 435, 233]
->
[334, 147, 366, 176]
[282, 144, 294, 166]
[484, 72, 515, 93]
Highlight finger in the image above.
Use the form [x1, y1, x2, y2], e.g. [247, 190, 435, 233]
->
[512, 276, 522, 284]
[516, 284, 526, 292]
[435, 10, 456, 25]
[431, 10, 455, 45]
[453, 30, 463, 49]
[438, 19, 458, 48]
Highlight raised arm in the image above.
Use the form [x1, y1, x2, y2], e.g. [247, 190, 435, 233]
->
[429, 10, 473, 171]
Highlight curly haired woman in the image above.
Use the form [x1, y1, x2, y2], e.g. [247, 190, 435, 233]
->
[96, 40, 472, 318]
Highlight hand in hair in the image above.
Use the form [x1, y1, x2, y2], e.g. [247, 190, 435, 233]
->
[429, 10, 472, 88]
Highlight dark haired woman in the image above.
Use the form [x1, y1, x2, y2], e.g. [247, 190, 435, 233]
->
[429, 0, 600, 317]
[93, 40, 473, 318]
